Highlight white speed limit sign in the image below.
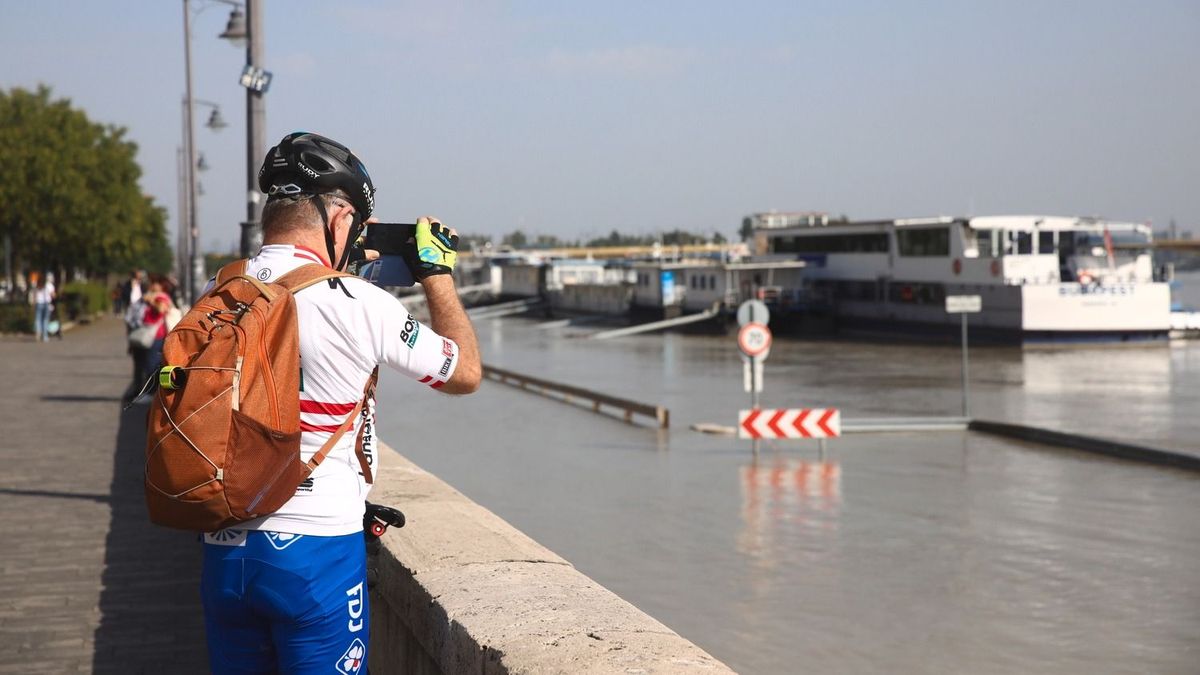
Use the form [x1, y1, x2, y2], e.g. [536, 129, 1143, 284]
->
[737, 322, 772, 358]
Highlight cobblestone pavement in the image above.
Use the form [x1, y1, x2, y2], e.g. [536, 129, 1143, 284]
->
[0, 317, 208, 674]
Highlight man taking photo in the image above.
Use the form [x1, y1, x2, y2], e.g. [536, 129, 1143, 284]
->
[199, 131, 480, 673]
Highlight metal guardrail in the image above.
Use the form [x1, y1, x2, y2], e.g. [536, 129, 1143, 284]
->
[482, 364, 669, 429]
[468, 298, 544, 318]
[589, 306, 720, 340]
[969, 420, 1200, 472]
[842, 417, 969, 433]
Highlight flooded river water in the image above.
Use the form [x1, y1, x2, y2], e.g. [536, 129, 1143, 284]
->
[376, 293, 1200, 673]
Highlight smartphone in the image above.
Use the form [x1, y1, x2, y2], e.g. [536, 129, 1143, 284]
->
[358, 223, 417, 287]
[363, 222, 417, 256]
[358, 255, 415, 287]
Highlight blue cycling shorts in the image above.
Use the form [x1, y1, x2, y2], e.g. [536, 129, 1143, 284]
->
[200, 530, 368, 675]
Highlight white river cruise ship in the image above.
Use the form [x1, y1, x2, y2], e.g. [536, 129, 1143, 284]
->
[753, 215, 1169, 343]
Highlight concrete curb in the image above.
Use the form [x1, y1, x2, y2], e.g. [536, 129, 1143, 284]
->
[968, 419, 1200, 473]
[368, 443, 734, 674]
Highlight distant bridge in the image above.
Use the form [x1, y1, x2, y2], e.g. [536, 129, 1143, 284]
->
[472, 243, 743, 260]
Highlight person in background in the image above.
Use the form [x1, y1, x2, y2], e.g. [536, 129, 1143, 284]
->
[142, 278, 174, 400]
[32, 273, 56, 342]
[118, 270, 143, 316]
[124, 277, 174, 404]
[122, 290, 149, 405]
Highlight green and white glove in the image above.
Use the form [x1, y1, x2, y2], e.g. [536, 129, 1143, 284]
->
[407, 216, 458, 279]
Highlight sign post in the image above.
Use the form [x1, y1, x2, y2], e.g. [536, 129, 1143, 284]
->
[945, 295, 982, 418]
[738, 322, 772, 409]
[737, 300, 772, 453]
[736, 300, 771, 405]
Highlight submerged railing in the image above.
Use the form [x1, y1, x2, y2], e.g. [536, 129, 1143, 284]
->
[482, 364, 669, 429]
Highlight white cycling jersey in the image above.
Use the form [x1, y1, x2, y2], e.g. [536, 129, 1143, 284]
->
[217, 244, 458, 536]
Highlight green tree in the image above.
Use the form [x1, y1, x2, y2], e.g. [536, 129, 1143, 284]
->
[501, 229, 528, 248]
[739, 217, 755, 242]
[0, 85, 171, 291]
[662, 229, 710, 246]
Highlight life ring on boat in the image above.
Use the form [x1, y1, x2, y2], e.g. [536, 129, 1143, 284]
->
[990, 260, 1000, 277]
[952, 259, 962, 275]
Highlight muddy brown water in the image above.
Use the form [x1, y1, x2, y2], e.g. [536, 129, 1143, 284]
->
[376, 297, 1200, 674]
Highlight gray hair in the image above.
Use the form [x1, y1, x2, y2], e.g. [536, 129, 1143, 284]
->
[262, 189, 353, 236]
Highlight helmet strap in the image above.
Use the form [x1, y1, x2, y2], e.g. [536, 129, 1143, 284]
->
[306, 193, 364, 274]
[336, 213, 366, 272]
[309, 195, 340, 271]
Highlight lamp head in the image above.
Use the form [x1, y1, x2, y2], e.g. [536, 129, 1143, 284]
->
[219, 6, 247, 47]
[205, 107, 228, 131]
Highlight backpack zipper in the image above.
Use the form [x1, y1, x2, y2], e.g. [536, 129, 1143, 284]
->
[259, 329, 279, 428]
[248, 303, 281, 429]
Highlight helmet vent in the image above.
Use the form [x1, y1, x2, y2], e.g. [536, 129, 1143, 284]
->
[302, 153, 333, 173]
[316, 140, 351, 163]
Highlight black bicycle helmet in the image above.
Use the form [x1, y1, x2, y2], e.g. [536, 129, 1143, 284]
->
[258, 132, 375, 219]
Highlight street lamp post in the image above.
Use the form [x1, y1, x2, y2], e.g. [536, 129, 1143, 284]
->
[182, 0, 200, 303]
[181, 0, 244, 303]
[179, 96, 226, 303]
[248, 0, 266, 257]
[227, 0, 265, 257]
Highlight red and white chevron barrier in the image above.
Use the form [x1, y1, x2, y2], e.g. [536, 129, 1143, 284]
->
[738, 408, 841, 439]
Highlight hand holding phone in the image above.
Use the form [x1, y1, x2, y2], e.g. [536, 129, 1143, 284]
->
[406, 217, 459, 279]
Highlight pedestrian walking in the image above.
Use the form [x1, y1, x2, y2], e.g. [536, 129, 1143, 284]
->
[31, 274, 56, 342]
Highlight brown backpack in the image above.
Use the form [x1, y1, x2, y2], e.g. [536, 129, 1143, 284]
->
[145, 260, 376, 532]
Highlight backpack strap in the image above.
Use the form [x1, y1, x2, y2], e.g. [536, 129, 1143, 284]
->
[303, 368, 378, 484]
[351, 368, 379, 484]
[215, 260, 249, 286]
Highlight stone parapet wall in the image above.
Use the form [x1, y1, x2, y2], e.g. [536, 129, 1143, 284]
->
[368, 444, 734, 674]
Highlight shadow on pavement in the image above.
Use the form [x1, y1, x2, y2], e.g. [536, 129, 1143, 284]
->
[92, 405, 209, 674]
[40, 395, 125, 403]
[0, 487, 111, 503]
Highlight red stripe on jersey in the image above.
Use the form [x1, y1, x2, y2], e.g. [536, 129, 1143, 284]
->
[300, 399, 358, 415]
[293, 245, 330, 267]
[300, 421, 343, 433]
[419, 376, 433, 383]
[430, 380, 445, 389]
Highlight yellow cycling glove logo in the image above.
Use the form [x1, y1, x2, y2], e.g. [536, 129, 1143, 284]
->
[410, 217, 458, 278]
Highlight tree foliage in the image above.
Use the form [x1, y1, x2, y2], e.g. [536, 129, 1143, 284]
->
[0, 85, 171, 282]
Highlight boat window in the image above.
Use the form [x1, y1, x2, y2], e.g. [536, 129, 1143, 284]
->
[1012, 231, 1033, 255]
[975, 229, 998, 258]
[1106, 228, 1152, 251]
[1038, 231, 1055, 254]
[831, 280, 876, 301]
[896, 227, 950, 256]
[886, 281, 946, 305]
[771, 233, 889, 254]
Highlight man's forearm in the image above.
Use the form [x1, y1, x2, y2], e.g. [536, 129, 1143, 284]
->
[422, 275, 481, 394]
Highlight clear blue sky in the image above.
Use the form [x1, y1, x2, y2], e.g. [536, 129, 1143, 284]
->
[3, 1, 1198, 251]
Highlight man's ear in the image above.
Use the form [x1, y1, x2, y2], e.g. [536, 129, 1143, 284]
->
[328, 204, 352, 237]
